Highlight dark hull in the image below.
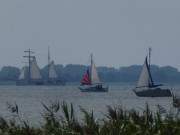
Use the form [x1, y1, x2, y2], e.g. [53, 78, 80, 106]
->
[43, 80, 66, 86]
[133, 88, 172, 97]
[16, 79, 65, 86]
[79, 85, 108, 92]
[16, 80, 44, 86]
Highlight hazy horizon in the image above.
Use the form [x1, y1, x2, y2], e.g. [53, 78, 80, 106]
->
[0, 0, 180, 69]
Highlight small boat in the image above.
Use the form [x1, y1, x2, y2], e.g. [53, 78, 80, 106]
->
[16, 52, 44, 86]
[79, 54, 108, 92]
[133, 48, 172, 97]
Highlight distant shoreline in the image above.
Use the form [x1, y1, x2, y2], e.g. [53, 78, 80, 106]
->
[1, 64, 180, 83]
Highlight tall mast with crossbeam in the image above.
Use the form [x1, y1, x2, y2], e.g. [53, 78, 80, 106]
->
[23, 49, 35, 83]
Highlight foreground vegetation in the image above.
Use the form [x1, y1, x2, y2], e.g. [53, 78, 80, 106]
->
[0, 102, 179, 135]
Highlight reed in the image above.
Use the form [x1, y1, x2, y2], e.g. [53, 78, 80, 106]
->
[0, 102, 179, 135]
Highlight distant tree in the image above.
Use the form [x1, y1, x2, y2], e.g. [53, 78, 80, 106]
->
[0, 66, 20, 81]
[0, 64, 179, 84]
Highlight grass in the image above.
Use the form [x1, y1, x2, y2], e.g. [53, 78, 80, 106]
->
[0, 102, 179, 135]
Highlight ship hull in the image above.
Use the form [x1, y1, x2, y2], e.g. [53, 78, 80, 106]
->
[16, 80, 44, 86]
[16, 80, 65, 86]
[79, 84, 108, 92]
[133, 88, 172, 97]
[43, 80, 66, 86]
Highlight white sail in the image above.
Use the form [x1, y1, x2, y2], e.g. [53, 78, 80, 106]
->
[30, 57, 42, 80]
[90, 55, 101, 84]
[137, 57, 153, 88]
[48, 61, 58, 79]
[19, 67, 27, 80]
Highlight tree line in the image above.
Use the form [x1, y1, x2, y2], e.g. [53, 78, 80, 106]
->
[0, 64, 180, 83]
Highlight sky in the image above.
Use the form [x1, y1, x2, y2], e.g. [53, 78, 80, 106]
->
[0, 0, 180, 69]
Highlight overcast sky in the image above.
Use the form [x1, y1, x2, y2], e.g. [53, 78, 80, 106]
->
[0, 0, 180, 69]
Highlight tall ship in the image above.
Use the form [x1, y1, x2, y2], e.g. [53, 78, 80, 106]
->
[79, 54, 108, 92]
[133, 48, 172, 97]
[44, 47, 65, 85]
[16, 49, 44, 85]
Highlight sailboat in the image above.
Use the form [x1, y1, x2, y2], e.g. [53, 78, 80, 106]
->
[29, 56, 44, 84]
[17, 66, 29, 85]
[16, 49, 44, 85]
[133, 48, 172, 97]
[44, 60, 65, 85]
[79, 54, 108, 92]
[17, 56, 44, 85]
[44, 47, 65, 85]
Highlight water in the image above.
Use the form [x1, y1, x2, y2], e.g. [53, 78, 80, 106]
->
[0, 83, 179, 125]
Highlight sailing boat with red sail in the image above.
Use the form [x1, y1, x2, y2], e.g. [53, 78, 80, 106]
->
[81, 69, 91, 85]
[79, 54, 108, 92]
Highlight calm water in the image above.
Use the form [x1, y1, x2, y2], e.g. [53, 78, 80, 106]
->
[0, 83, 179, 125]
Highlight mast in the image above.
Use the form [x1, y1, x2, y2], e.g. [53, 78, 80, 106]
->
[90, 53, 93, 82]
[48, 46, 50, 66]
[23, 49, 35, 83]
[90, 53, 93, 67]
[148, 47, 152, 68]
[148, 47, 154, 86]
[48, 46, 50, 80]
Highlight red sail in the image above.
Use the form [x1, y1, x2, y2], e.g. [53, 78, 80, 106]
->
[81, 69, 91, 85]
